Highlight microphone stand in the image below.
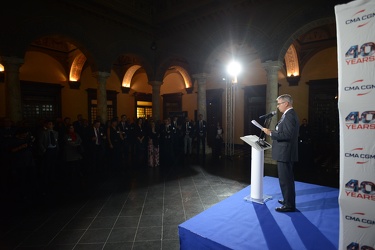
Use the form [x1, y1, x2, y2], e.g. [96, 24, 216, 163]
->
[257, 116, 272, 148]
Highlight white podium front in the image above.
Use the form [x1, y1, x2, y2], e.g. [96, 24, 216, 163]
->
[240, 135, 272, 204]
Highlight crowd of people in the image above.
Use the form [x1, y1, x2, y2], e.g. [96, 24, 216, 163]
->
[0, 114, 222, 204]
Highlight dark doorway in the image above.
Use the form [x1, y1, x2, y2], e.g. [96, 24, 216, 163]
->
[307, 78, 339, 172]
[162, 93, 182, 120]
[206, 89, 223, 148]
[244, 85, 267, 137]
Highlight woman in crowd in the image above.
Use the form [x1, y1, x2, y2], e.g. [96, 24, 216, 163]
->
[214, 122, 224, 159]
[134, 118, 147, 168]
[147, 120, 160, 168]
[63, 125, 84, 189]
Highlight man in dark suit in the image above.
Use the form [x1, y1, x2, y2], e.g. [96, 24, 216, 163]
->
[37, 119, 59, 193]
[118, 114, 130, 165]
[85, 120, 105, 176]
[196, 114, 207, 157]
[262, 94, 299, 212]
[181, 117, 194, 156]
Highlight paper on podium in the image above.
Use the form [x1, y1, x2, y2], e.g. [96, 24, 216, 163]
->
[241, 135, 271, 151]
[251, 120, 264, 130]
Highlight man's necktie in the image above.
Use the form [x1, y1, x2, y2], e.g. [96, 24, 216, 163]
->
[96, 128, 101, 144]
[50, 131, 56, 146]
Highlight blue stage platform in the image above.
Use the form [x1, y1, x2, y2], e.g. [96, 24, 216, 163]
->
[178, 176, 339, 250]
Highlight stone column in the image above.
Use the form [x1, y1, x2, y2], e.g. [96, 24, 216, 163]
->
[262, 60, 283, 164]
[193, 73, 209, 120]
[193, 73, 211, 154]
[148, 81, 163, 121]
[93, 71, 110, 123]
[2, 57, 24, 123]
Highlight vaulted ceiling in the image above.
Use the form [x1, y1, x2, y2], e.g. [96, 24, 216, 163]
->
[2, 0, 349, 75]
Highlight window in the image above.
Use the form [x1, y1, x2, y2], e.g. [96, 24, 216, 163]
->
[21, 82, 62, 126]
[87, 89, 118, 123]
[134, 93, 152, 119]
[136, 101, 152, 119]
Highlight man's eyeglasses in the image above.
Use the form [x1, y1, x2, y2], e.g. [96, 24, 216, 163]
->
[277, 101, 285, 106]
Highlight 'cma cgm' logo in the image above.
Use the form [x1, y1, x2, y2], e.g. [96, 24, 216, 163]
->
[345, 111, 375, 129]
[345, 9, 375, 28]
[345, 212, 375, 228]
[344, 79, 375, 96]
[345, 148, 375, 165]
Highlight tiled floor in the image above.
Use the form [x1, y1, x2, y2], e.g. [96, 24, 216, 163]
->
[0, 151, 338, 250]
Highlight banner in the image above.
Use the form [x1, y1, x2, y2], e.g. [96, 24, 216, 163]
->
[335, 0, 375, 249]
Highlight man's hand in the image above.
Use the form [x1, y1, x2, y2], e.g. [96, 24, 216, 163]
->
[262, 128, 272, 136]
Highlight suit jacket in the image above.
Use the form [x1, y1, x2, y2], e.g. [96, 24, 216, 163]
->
[270, 108, 299, 162]
[86, 126, 104, 147]
[181, 121, 194, 138]
[37, 128, 59, 156]
[117, 121, 130, 139]
[196, 120, 207, 137]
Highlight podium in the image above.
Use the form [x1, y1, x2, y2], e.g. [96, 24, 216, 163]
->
[240, 135, 272, 204]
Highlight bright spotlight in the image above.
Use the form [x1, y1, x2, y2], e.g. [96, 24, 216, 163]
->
[227, 61, 242, 77]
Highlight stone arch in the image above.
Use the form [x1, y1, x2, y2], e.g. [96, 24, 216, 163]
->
[168, 66, 192, 89]
[284, 44, 300, 77]
[26, 36, 96, 82]
[2, 15, 101, 73]
[122, 65, 142, 88]
[104, 39, 155, 80]
[69, 53, 87, 81]
[155, 56, 192, 85]
[112, 53, 153, 89]
[277, 17, 336, 63]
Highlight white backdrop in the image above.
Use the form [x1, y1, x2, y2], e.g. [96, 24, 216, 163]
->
[335, 0, 375, 249]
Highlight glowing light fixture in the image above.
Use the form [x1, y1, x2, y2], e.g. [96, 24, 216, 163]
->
[0, 64, 4, 72]
[227, 61, 242, 83]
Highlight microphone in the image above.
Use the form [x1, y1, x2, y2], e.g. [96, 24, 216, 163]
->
[259, 111, 277, 119]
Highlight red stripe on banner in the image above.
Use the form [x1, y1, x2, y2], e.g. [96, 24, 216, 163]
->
[353, 9, 366, 15]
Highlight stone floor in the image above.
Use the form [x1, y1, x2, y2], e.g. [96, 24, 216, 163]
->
[0, 150, 339, 250]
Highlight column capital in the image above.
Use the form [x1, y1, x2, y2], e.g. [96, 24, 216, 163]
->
[1, 56, 24, 72]
[148, 81, 163, 87]
[261, 60, 283, 75]
[193, 73, 210, 83]
[92, 71, 111, 81]
[1, 56, 24, 65]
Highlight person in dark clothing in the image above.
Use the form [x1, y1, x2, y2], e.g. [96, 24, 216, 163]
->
[181, 117, 194, 156]
[37, 119, 59, 194]
[159, 118, 175, 173]
[0, 117, 17, 196]
[73, 114, 85, 138]
[196, 114, 207, 157]
[147, 120, 160, 168]
[63, 125, 84, 190]
[107, 118, 123, 173]
[214, 122, 224, 159]
[8, 127, 37, 202]
[118, 114, 131, 166]
[134, 118, 147, 168]
[262, 94, 299, 212]
[85, 120, 105, 177]
[171, 116, 183, 159]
